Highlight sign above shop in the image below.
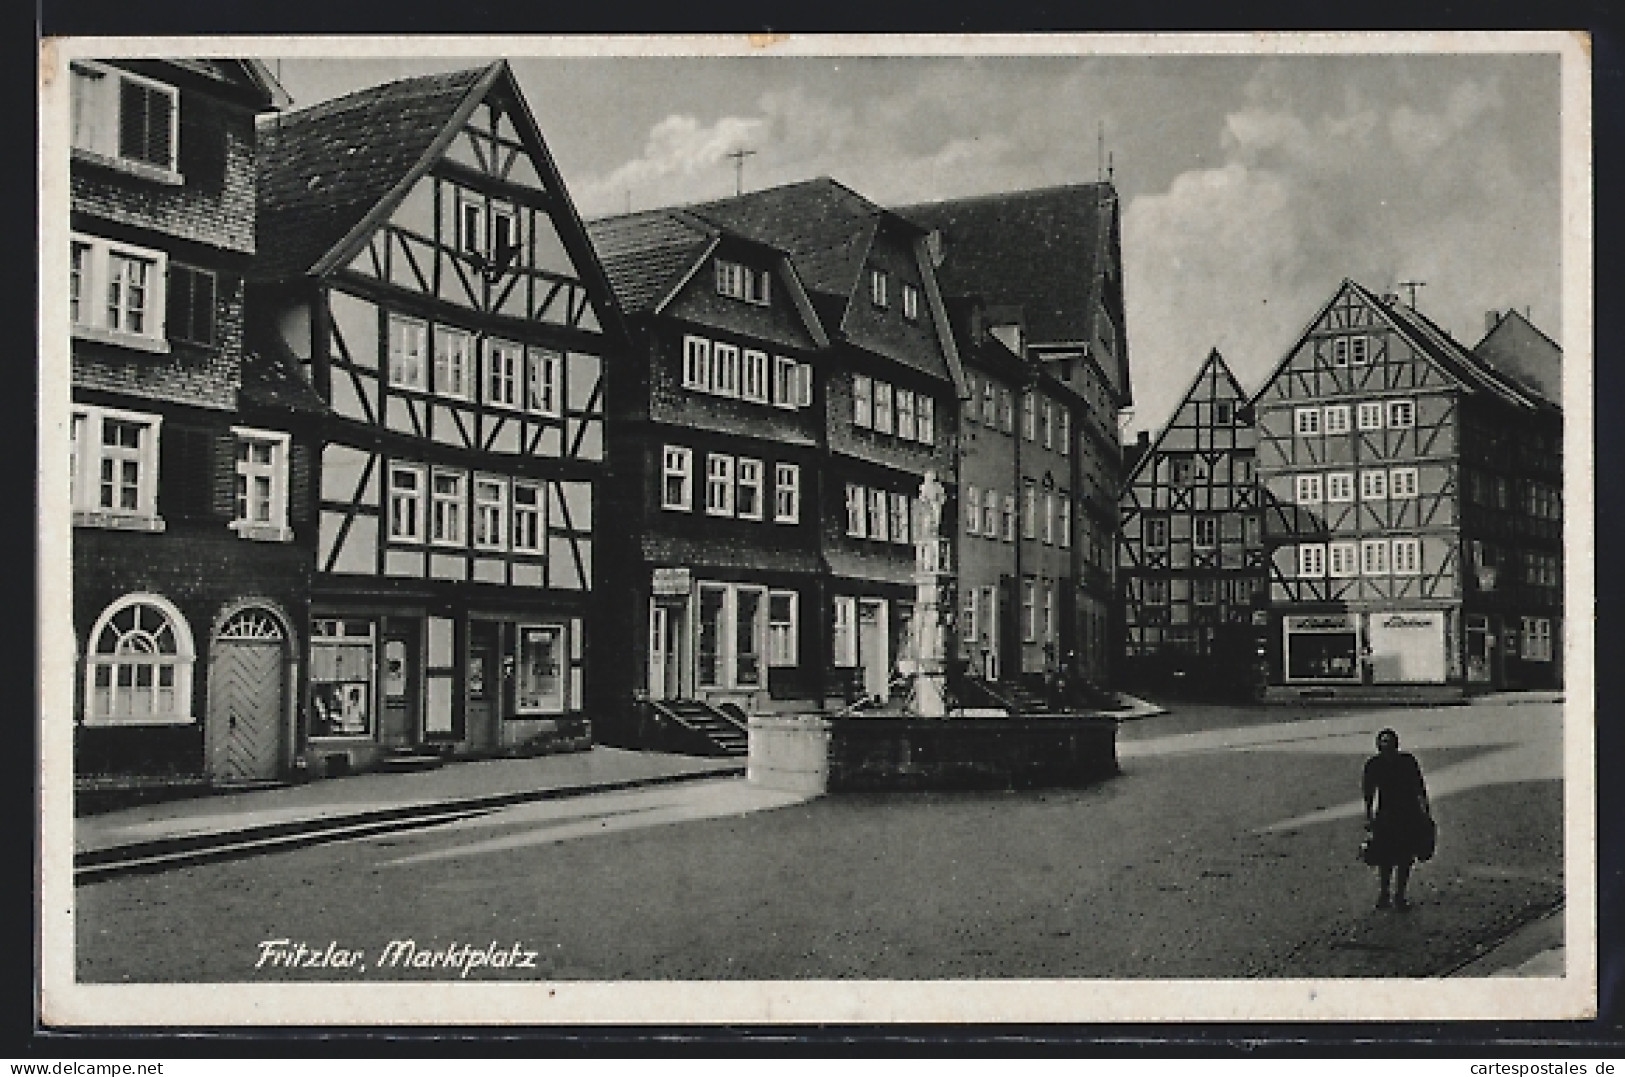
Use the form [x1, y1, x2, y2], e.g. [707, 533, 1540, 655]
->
[652, 568, 692, 596]
[1285, 614, 1354, 633]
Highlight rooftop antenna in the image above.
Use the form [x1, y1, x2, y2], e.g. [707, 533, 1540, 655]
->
[1397, 280, 1427, 309]
[1108, 151, 1115, 184]
[726, 147, 757, 197]
[1097, 121, 1105, 182]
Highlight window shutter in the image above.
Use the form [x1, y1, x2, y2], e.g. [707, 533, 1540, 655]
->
[119, 79, 173, 169]
[177, 94, 226, 191]
[211, 432, 238, 519]
[288, 440, 312, 525]
[157, 425, 215, 520]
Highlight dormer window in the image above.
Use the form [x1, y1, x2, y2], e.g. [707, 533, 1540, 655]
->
[71, 62, 179, 181]
[716, 260, 771, 306]
[901, 283, 921, 321]
[869, 268, 889, 308]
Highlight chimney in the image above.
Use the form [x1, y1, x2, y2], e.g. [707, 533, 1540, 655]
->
[1485, 310, 1501, 335]
[925, 229, 946, 268]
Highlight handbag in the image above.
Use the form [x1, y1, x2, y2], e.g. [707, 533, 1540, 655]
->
[1416, 813, 1437, 862]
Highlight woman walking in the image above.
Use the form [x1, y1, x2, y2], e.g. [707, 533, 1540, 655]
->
[1362, 728, 1434, 911]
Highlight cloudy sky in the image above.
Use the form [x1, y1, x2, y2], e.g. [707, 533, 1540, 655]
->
[269, 43, 1563, 435]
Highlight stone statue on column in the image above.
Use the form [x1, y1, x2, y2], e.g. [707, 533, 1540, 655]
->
[909, 470, 948, 717]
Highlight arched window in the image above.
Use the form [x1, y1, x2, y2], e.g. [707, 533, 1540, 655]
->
[83, 594, 195, 725]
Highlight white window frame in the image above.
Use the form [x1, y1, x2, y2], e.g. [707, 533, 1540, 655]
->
[982, 382, 998, 426]
[772, 356, 798, 409]
[1059, 494, 1073, 549]
[82, 593, 196, 727]
[1058, 409, 1071, 455]
[1521, 617, 1553, 662]
[1023, 579, 1038, 643]
[1387, 399, 1416, 429]
[457, 192, 487, 256]
[485, 338, 522, 409]
[660, 446, 692, 512]
[769, 590, 799, 667]
[526, 347, 563, 417]
[230, 426, 292, 542]
[430, 467, 468, 547]
[901, 282, 920, 321]
[1331, 337, 1350, 367]
[388, 315, 428, 391]
[1360, 469, 1388, 501]
[846, 483, 867, 538]
[795, 363, 813, 408]
[1350, 336, 1370, 365]
[773, 463, 801, 523]
[742, 349, 770, 403]
[1297, 543, 1327, 578]
[433, 326, 471, 400]
[473, 474, 509, 551]
[1358, 401, 1384, 431]
[853, 374, 873, 428]
[69, 232, 169, 353]
[683, 335, 712, 391]
[70, 406, 164, 529]
[736, 457, 764, 521]
[917, 396, 935, 444]
[890, 492, 912, 546]
[869, 267, 888, 308]
[512, 480, 544, 553]
[1022, 483, 1037, 539]
[1043, 491, 1056, 545]
[832, 596, 858, 667]
[1295, 407, 1321, 437]
[705, 454, 735, 517]
[489, 204, 520, 264]
[1295, 474, 1324, 505]
[1391, 537, 1421, 576]
[1194, 514, 1217, 549]
[1327, 472, 1355, 503]
[1390, 467, 1420, 498]
[387, 463, 427, 543]
[70, 62, 180, 180]
[964, 484, 981, 535]
[873, 381, 894, 435]
[1042, 399, 1054, 449]
[1361, 538, 1389, 576]
[896, 388, 917, 440]
[1324, 405, 1352, 435]
[712, 342, 741, 397]
[1022, 391, 1037, 441]
[981, 488, 998, 538]
[1329, 541, 1358, 578]
[867, 488, 888, 542]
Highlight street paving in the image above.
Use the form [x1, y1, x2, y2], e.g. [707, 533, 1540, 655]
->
[74, 697, 1565, 983]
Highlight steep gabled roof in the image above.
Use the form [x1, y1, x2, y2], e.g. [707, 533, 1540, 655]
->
[1472, 308, 1562, 407]
[166, 59, 291, 109]
[586, 208, 720, 315]
[586, 206, 831, 348]
[1371, 284, 1551, 412]
[899, 182, 1127, 403]
[899, 183, 1111, 345]
[1124, 348, 1245, 489]
[254, 66, 492, 281]
[688, 177, 894, 301]
[240, 349, 329, 415]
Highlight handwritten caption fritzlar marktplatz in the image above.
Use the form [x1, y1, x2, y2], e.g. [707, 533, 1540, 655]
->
[254, 938, 541, 977]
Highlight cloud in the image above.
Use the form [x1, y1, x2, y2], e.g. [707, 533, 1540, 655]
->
[1122, 68, 1552, 436]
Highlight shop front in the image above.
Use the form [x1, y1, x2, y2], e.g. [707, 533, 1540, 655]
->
[1282, 612, 1360, 683]
[645, 567, 814, 710]
[1368, 610, 1447, 684]
[306, 604, 587, 774]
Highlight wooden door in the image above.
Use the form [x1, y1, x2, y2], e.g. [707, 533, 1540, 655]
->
[380, 619, 420, 747]
[209, 609, 286, 782]
[466, 620, 500, 752]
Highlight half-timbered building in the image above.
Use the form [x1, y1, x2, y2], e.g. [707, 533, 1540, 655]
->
[903, 183, 1130, 689]
[585, 207, 828, 746]
[68, 59, 312, 793]
[1253, 280, 1562, 697]
[692, 178, 966, 707]
[249, 63, 629, 772]
[1117, 349, 1265, 695]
